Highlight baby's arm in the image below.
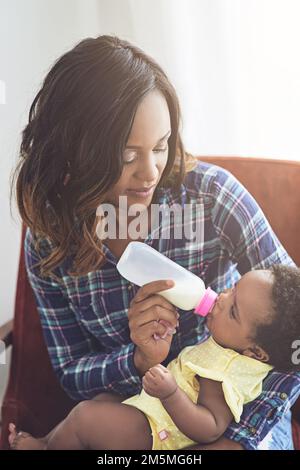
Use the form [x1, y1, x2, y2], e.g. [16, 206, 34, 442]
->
[143, 366, 233, 444]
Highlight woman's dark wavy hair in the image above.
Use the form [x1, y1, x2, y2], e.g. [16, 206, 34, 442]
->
[10, 35, 197, 279]
[255, 264, 300, 372]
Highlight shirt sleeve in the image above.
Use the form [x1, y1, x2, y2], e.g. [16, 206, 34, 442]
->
[223, 370, 300, 450]
[210, 167, 299, 449]
[210, 166, 295, 273]
[24, 228, 142, 400]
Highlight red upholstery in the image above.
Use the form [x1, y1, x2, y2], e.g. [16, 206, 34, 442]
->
[0, 224, 76, 450]
[201, 156, 300, 266]
[1, 156, 300, 450]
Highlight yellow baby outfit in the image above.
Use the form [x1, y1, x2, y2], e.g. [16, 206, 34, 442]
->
[123, 337, 273, 450]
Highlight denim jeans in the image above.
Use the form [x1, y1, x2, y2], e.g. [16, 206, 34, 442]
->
[257, 410, 294, 450]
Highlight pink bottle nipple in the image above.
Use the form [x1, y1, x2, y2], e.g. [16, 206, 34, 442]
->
[194, 287, 218, 317]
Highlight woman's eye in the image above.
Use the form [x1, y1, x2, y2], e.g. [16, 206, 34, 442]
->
[123, 150, 137, 164]
[153, 147, 168, 154]
[123, 146, 168, 164]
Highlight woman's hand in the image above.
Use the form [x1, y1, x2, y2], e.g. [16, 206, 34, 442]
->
[128, 280, 179, 374]
[142, 364, 178, 400]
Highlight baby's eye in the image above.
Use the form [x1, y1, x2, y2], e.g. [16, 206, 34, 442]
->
[229, 306, 235, 319]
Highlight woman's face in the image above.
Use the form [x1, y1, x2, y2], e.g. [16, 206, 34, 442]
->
[206, 270, 274, 360]
[105, 90, 171, 209]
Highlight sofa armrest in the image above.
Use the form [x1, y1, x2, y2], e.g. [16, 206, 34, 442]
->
[0, 319, 13, 348]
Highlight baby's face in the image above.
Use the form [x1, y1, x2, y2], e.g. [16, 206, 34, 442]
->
[206, 270, 274, 354]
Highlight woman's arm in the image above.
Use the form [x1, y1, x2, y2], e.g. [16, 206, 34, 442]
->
[128, 280, 179, 375]
[142, 365, 233, 444]
[24, 228, 178, 400]
[223, 370, 300, 450]
[24, 228, 143, 400]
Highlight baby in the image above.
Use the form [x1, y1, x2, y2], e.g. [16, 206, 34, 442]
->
[9, 264, 300, 450]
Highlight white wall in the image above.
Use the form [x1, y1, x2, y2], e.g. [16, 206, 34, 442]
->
[98, 0, 300, 159]
[0, 0, 101, 326]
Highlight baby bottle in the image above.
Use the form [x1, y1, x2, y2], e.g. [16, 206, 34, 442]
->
[117, 241, 218, 316]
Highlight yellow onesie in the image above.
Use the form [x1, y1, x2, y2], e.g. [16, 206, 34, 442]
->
[123, 336, 273, 450]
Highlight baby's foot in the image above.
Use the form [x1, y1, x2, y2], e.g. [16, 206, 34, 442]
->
[8, 423, 46, 450]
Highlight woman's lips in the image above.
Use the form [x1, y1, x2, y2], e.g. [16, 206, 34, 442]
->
[126, 185, 155, 198]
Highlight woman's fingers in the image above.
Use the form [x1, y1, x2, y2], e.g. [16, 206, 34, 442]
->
[130, 320, 163, 344]
[131, 280, 174, 304]
[129, 305, 178, 330]
[128, 281, 177, 364]
[128, 280, 179, 342]
[158, 320, 177, 336]
[131, 294, 177, 315]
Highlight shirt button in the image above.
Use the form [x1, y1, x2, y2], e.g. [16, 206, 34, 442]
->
[280, 392, 288, 400]
[266, 408, 277, 419]
[250, 427, 256, 435]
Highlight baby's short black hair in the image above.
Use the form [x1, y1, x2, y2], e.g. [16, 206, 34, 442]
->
[255, 264, 300, 371]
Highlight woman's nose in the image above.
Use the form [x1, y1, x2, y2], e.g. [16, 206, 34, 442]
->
[135, 153, 158, 181]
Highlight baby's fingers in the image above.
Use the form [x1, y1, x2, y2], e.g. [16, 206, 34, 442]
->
[149, 365, 166, 379]
[153, 364, 169, 373]
[142, 375, 155, 391]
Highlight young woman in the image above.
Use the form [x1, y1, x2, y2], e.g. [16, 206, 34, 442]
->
[11, 35, 299, 450]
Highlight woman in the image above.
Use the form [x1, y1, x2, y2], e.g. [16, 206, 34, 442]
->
[11, 35, 299, 450]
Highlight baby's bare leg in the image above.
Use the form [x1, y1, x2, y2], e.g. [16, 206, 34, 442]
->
[47, 401, 153, 450]
[43, 392, 126, 443]
[9, 392, 126, 450]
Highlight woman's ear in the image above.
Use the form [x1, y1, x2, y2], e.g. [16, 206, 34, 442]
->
[243, 345, 270, 363]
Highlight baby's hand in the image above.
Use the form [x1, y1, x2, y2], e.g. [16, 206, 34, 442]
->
[142, 364, 177, 400]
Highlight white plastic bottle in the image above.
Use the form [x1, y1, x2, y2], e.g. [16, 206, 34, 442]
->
[117, 241, 217, 316]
